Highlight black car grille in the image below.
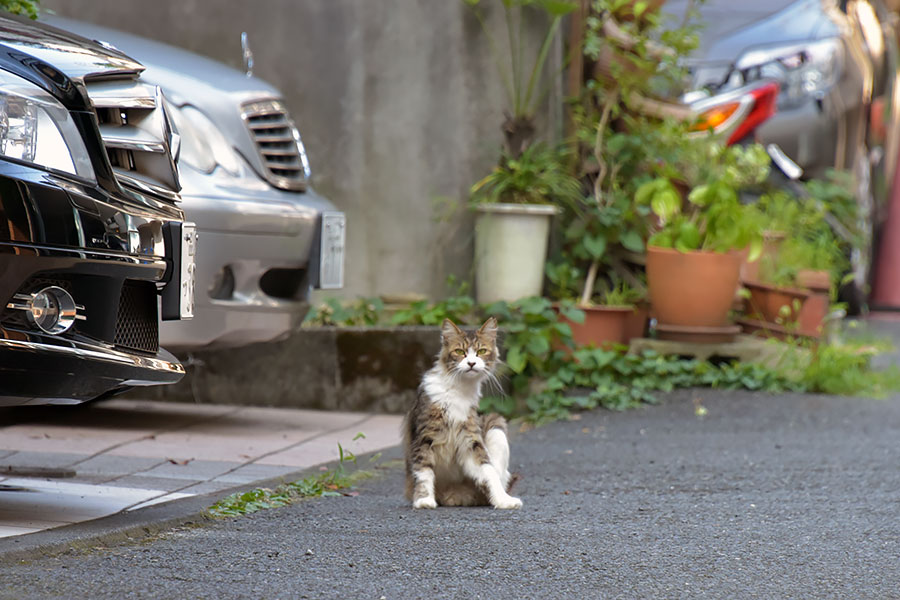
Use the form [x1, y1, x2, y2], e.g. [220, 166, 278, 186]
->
[114, 280, 159, 355]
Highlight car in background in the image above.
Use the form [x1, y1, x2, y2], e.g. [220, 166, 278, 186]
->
[668, 0, 900, 309]
[0, 14, 193, 405]
[47, 17, 346, 351]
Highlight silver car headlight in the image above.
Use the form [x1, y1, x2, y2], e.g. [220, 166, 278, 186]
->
[0, 69, 95, 180]
[732, 38, 843, 110]
[168, 102, 241, 176]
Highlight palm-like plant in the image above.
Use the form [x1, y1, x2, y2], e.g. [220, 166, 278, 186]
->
[463, 0, 578, 157]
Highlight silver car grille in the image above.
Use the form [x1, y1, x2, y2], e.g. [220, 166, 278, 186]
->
[241, 99, 310, 191]
[84, 76, 181, 201]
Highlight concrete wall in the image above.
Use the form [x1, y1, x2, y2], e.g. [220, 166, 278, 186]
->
[44, 0, 562, 299]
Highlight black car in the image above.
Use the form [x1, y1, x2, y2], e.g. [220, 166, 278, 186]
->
[0, 14, 194, 405]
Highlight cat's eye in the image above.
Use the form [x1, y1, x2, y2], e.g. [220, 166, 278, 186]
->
[476, 348, 490, 356]
[452, 349, 466, 357]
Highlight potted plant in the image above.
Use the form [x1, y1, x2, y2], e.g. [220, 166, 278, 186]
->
[745, 226, 846, 337]
[470, 143, 580, 304]
[636, 143, 770, 340]
[463, 0, 580, 304]
[547, 262, 647, 347]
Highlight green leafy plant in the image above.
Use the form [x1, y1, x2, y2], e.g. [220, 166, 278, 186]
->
[774, 338, 900, 398]
[463, 0, 578, 156]
[303, 297, 385, 326]
[483, 296, 581, 376]
[599, 278, 643, 306]
[637, 143, 771, 257]
[0, 0, 40, 19]
[755, 181, 851, 293]
[470, 142, 582, 205]
[209, 443, 372, 518]
[390, 294, 478, 326]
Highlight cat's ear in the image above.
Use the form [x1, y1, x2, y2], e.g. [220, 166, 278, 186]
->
[477, 316, 498, 339]
[441, 318, 463, 340]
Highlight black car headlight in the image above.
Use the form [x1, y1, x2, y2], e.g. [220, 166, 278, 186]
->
[0, 69, 95, 180]
[730, 38, 844, 110]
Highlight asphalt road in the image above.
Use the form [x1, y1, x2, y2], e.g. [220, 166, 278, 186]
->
[1, 387, 899, 599]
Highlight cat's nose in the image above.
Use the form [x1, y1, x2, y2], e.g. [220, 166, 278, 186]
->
[467, 361, 476, 368]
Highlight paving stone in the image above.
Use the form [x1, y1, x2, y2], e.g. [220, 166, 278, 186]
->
[0, 451, 84, 470]
[138, 459, 244, 482]
[102, 475, 199, 493]
[67, 455, 164, 477]
[212, 463, 302, 485]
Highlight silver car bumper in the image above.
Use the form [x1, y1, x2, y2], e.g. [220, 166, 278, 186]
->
[160, 181, 341, 351]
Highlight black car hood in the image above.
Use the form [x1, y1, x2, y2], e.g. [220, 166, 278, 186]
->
[664, 0, 831, 66]
[0, 13, 143, 81]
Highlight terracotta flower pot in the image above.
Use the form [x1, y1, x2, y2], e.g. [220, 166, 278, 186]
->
[794, 270, 831, 337]
[557, 305, 635, 349]
[744, 281, 810, 323]
[646, 246, 743, 328]
[796, 269, 831, 291]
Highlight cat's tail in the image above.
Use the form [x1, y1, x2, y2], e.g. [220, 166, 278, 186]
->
[481, 413, 507, 434]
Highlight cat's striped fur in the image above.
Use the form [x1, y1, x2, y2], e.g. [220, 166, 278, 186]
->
[403, 318, 521, 509]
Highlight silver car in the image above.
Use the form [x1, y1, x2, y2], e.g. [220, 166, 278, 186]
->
[46, 16, 346, 350]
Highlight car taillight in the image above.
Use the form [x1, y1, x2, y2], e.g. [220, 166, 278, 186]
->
[689, 81, 780, 146]
[725, 81, 779, 145]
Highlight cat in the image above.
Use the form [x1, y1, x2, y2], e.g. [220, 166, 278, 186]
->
[403, 317, 522, 509]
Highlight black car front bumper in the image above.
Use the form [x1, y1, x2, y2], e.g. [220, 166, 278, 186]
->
[0, 162, 186, 405]
[0, 333, 184, 406]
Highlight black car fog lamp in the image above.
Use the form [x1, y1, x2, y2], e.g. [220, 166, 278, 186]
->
[6, 286, 85, 334]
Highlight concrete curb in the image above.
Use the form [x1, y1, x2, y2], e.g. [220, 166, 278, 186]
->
[128, 327, 443, 413]
[0, 445, 403, 566]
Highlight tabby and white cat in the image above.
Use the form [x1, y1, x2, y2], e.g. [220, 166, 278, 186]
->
[403, 317, 522, 509]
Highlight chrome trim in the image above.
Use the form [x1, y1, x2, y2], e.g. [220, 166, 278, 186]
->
[241, 31, 254, 77]
[0, 337, 185, 374]
[98, 126, 169, 153]
[85, 77, 182, 198]
[0, 240, 167, 265]
[117, 172, 182, 203]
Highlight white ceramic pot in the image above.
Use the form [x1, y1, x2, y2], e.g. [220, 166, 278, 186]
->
[474, 202, 559, 304]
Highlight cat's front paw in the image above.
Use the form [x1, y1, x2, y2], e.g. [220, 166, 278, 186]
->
[493, 495, 522, 510]
[413, 497, 437, 509]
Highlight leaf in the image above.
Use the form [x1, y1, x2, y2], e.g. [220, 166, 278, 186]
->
[583, 235, 607, 260]
[526, 335, 551, 356]
[634, 180, 660, 206]
[535, 0, 579, 16]
[746, 238, 763, 263]
[506, 346, 527, 373]
[687, 185, 710, 206]
[648, 230, 673, 248]
[559, 305, 585, 324]
[651, 189, 681, 222]
[619, 230, 644, 253]
[676, 221, 701, 250]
